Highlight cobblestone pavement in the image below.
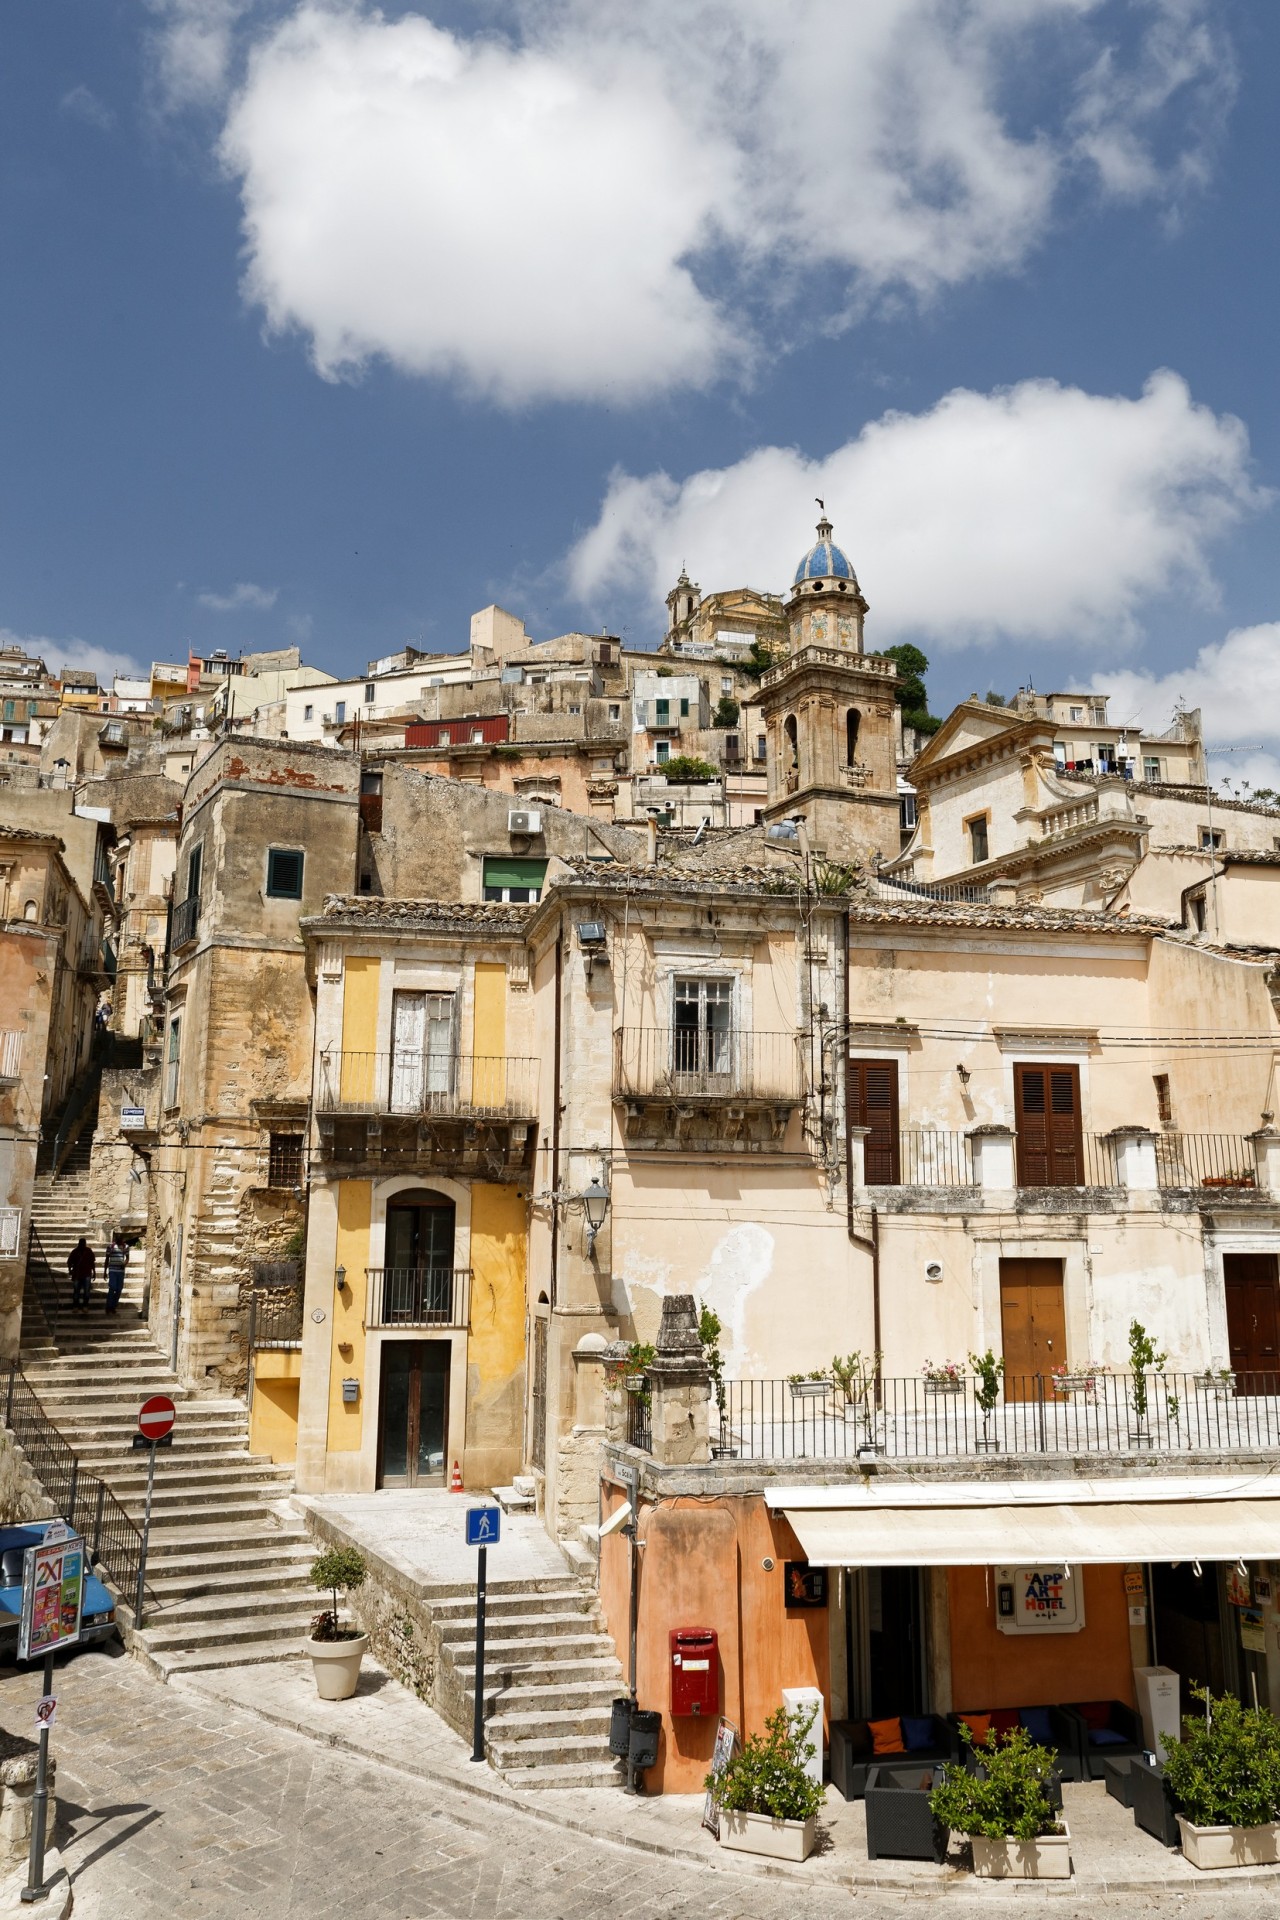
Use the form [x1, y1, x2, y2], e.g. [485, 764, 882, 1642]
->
[0, 1649, 1264, 1918]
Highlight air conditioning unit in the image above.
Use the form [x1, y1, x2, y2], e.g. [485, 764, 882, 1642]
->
[508, 809, 542, 835]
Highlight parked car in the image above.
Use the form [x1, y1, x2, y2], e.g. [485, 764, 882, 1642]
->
[0, 1522, 119, 1654]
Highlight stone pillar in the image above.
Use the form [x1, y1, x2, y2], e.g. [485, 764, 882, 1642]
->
[1107, 1126, 1159, 1191]
[0, 1743, 55, 1871]
[967, 1124, 1015, 1189]
[847, 1124, 870, 1186]
[572, 1331, 610, 1432]
[1250, 1129, 1280, 1194]
[647, 1295, 711, 1467]
[600, 1339, 630, 1445]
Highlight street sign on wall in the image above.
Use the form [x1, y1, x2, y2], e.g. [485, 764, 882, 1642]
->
[18, 1534, 84, 1662]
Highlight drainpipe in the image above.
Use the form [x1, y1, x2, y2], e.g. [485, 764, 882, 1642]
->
[550, 934, 563, 1311]
[842, 908, 881, 1404]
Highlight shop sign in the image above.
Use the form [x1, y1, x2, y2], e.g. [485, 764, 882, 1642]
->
[1123, 1567, 1147, 1598]
[995, 1565, 1086, 1636]
[783, 1562, 828, 1609]
[1254, 1573, 1273, 1605]
[1240, 1608, 1267, 1654]
[701, 1718, 739, 1839]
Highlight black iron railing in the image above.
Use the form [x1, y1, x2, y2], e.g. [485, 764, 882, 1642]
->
[4, 1364, 152, 1616]
[317, 1053, 537, 1120]
[365, 1266, 472, 1330]
[864, 1129, 1259, 1191]
[248, 1284, 303, 1349]
[22, 1224, 60, 1346]
[1155, 1134, 1257, 1190]
[614, 1028, 804, 1103]
[171, 893, 200, 949]
[716, 1372, 1280, 1461]
[627, 1389, 652, 1453]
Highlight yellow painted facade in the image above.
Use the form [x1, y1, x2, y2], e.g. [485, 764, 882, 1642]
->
[466, 1181, 528, 1484]
[339, 955, 380, 1101]
[249, 1349, 302, 1464]
[327, 1179, 372, 1452]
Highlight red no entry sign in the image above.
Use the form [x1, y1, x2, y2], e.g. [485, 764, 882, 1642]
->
[137, 1395, 175, 1442]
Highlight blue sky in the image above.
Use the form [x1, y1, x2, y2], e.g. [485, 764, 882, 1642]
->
[2, 2, 1279, 782]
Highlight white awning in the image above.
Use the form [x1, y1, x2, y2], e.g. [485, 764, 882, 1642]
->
[767, 1475, 1280, 1567]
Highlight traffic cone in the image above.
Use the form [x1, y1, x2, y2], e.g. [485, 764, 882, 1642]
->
[450, 1459, 463, 1493]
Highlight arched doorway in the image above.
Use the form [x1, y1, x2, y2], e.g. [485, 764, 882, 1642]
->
[378, 1188, 457, 1488]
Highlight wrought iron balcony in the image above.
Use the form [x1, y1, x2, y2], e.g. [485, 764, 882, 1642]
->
[247, 1282, 303, 1350]
[317, 1052, 537, 1120]
[365, 1266, 471, 1331]
[171, 893, 200, 950]
[615, 1028, 803, 1104]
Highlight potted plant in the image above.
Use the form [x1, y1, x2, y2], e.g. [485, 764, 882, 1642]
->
[1051, 1362, 1097, 1397]
[930, 1726, 1071, 1879]
[1128, 1319, 1166, 1442]
[698, 1302, 736, 1457]
[922, 1359, 964, 1395]
[787, 1369, 830, 1400]
[1162, 1688, 1280, 1869]
[1197, 1366, 1235, 1399]
[707, 1704, 824, 1862]
[969, 1348, 1004, 1447]
[306, 1545, 369, 1699]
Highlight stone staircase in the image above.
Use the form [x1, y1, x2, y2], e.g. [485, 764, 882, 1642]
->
[20, 1166, 319, 1677]
[434, 1578, 625, 1788]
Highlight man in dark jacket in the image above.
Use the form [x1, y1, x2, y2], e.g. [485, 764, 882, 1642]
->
[67, 1237, 95, 1311]
[104, 1234, 129, 1313]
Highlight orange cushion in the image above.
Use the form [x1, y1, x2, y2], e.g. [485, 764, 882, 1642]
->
[960, 1713, 992, 1744]
[869, 1716, 905, 1756]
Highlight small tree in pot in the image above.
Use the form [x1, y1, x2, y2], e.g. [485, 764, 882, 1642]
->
[931, 1726, 1070, 1879]
[708, 1704, 824, 1861]
[306, 1546, 369, 1700]
[1162, 1687, 1280, 1868]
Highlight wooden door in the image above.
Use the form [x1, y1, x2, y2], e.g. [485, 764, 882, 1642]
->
[1224, 1254, 1280, 1391]
[999, 1258, 1067, 1397]
[1014, 1063, 1083, 1186]
[849, 1059, 899, 1184]
[377, 1342, 451, 1487]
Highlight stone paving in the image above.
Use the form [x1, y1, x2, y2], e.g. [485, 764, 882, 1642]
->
[0, 1645, 1271, 1918]
[296, 1490, 573, 1588]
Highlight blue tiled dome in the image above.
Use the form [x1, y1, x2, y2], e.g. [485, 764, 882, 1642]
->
[793, 515, 855, 585]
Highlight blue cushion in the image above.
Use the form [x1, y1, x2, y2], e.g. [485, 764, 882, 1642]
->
[1090, 1727, 1128, 1747]
[1020, 1707, 1054, 1745]
[901, 1716, 936, 1752]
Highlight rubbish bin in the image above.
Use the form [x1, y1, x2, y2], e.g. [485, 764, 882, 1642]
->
[628, 1709, 662, 1772]
[609, 1697, 633, 1758]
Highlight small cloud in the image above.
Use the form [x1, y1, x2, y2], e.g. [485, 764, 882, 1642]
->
[197, 580, 278, 612]
[0, 627, 144, 683]
[286, 611, 313, 642]
[60, 85, 116, 132]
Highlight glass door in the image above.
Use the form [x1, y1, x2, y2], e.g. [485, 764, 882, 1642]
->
[672, 977, 734, 1086]
[378, 1341, 451, 1487]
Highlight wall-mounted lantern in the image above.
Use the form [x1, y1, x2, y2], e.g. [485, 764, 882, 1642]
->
[581, 1178, 610, 1255]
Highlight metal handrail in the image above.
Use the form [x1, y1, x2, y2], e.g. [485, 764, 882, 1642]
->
[613, 1028, 804, 1103]
[3, 1363, 153, 1619]
[248, 1285, 304, 1350]
[171, 893, 200, 949]
[317, 1053, 537, 1120]
[23, 1223, 60, 1346]
[364, 1266, 472, 1330]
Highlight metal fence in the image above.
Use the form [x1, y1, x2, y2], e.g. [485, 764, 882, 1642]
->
[892, 1130, 976, 1186]
[614, 1028, 804, 1103]
[4, 1364, 152, 1617]
[717, 1372, 1280, 1461]
[627, 1389, 652, 1453]
[1155, 1134, 1257, 1190]
[317, 1052, 538, 1119]
[247, 1284, 304, 1349]
[867, 1130, 1258, 1191]
[365, 1266, 472, 1330]
[171, 893, 200, 949]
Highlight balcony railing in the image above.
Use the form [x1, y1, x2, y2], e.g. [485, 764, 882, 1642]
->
[1155, 1133, 1257, 1190]
[317, 1052, 537, 1120]
[171, 893, 200, 949]
[615, 1028, 804, 1103]
[717, 1373, 1280, 1462]
[867, 1129, 975, 1186]
[365, 1266, 471, 1330]
[248, 1284, 303, 1350]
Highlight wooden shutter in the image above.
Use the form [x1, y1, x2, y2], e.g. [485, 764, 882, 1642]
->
[1015, 1064, 1081, 1185]
[850, 1059, 899, 1184]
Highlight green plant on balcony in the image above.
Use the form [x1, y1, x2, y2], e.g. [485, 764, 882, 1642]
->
[831, 1350, 880, 1416]
[697, 1301, 726, 1417]
[968, 1348, 1005, 1417]
[657, 755, 718, 783]
[1128, 1319, 1167, 1425]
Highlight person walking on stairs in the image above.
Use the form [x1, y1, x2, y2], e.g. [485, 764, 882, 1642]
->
[104, 1233, 128, 1313]
[67, 1236, 95, 1312]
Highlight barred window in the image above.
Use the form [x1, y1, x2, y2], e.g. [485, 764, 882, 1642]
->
[267, 1133, 304, 1188]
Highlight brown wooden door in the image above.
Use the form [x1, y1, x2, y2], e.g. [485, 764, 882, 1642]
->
[1224, 1254, 1280, 1390]
[999, 1258, 1067, 1397]
[1014, 1063, 1083, 1186]
[849, 1059, 899, 1184]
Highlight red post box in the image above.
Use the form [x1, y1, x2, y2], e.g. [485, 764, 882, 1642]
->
[670, 1628, 719, 1717]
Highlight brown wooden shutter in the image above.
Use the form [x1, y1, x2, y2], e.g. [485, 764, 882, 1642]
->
[851, 1059, 899, 1184]
[1015, 1063, 1081, 1185]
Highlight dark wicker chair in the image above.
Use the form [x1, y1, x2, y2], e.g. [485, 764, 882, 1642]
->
[1060, 1699, 1145, 1780]
[864, 1766, 946, 1862]
[947, 1705, 1083, 1783]
[830, 1717, 955, 1801]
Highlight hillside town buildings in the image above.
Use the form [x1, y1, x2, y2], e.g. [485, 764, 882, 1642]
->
[5, 516, 1280, 1803]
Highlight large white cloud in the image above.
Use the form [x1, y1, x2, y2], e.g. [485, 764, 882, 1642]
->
[0, 628, 145, 684]
[1093, 625, 1280, 776]
[567, 371, 1265, 647]
[210, 0, 1233, 404]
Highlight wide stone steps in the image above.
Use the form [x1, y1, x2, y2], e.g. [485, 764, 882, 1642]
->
[142, 1609, 317, 1655]
[435, 1610, 606, 1647]
[486, 1705, 614, 1744]
[495, 1758, 623, 1790]
[148, 1636, 308, 1676]
[497, 1677, 622, 1714]
[428, 1588, 594, 1623]
[144, 1521, 312, 1560]
[147, 1562, 317, 1604]
[486, 1730, 619, 1773]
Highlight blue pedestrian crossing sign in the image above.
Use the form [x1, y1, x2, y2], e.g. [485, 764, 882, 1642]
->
[465, 1507, 501, 1547]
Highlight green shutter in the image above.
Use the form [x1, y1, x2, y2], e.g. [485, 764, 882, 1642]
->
[482, 858, 548, 890]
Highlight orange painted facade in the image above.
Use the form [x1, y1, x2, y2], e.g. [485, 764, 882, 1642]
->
[947, 1564, 1136, 1713]
[599, 1488, 830, 1792]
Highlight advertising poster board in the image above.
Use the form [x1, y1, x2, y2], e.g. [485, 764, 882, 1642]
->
[17, 1534, 84, 1662]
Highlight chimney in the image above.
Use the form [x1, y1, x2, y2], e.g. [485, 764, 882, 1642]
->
[988, 877, 1018, 907]
[646, 814, 658, 866]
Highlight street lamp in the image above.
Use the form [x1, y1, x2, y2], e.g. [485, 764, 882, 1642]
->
[334, 1264, 347, 1294]
[581, 1178, 610, 1255]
